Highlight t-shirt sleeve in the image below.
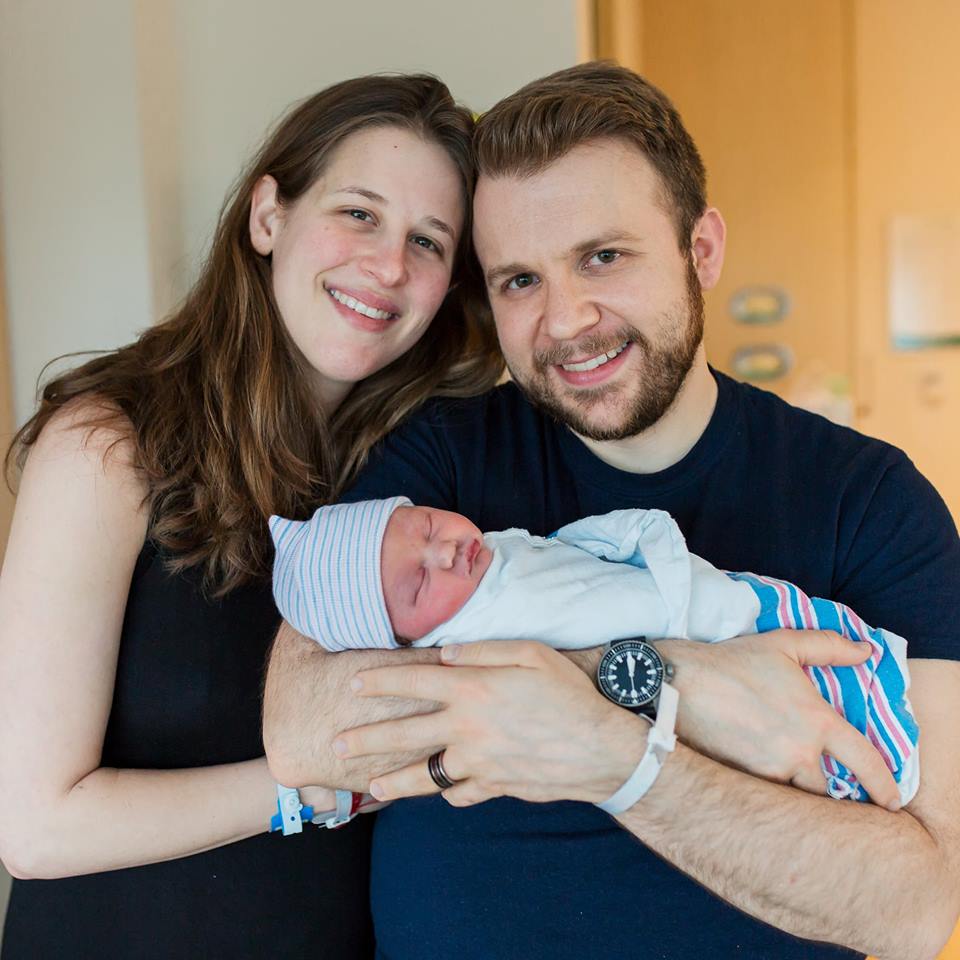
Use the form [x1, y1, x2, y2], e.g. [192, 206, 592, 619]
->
[832, 450, 960, 661]
[343, 402, 460, 511]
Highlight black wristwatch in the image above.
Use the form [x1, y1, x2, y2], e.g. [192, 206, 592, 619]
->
[596, 637, 674, 718]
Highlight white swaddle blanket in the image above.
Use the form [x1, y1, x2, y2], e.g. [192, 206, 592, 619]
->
[416, 509, 761, 648]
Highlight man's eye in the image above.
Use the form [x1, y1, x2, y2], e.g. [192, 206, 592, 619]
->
[588, 249, 620, 266]
[505, 273, 538, 291]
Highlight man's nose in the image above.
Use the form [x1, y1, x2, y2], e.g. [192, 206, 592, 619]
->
[361, 234, 409, 288]
[541, 276, 600, 343]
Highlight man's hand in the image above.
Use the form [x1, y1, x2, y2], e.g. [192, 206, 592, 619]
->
[332, 629, 900, 812]
[263, 622, 443, 791]
[659, 629, 901, 809]
[332, 640, 648, 807]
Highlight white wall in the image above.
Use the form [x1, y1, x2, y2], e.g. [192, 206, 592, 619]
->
[0, 0, 579, 426]
[0, 0, 578, 932]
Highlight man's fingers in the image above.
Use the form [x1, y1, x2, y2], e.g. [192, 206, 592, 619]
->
[824, 725, 901, 811]
[334, 712, 448, 758]
[352, 663, 458, 701]
[369, 760, 439, 802]
[368, 749, 469, 802]
[776, 629, 874, 669]
[440, 639, 554, 668]
[442, 780, 491, 808]
[789, 766, 830, 797]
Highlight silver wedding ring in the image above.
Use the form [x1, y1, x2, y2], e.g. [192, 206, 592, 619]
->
[427, 749, 458, 790]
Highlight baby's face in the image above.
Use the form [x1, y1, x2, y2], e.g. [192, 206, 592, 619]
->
[381, 506, 492, 640]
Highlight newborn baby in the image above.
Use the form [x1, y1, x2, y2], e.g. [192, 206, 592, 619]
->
[269, 497, 919, 804]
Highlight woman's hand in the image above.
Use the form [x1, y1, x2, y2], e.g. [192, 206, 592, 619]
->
[332, 640, 649, 807]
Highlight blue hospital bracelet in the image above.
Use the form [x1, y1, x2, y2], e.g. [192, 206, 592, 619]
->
[270, 783, 314, 835]
[270, 785, 360, 834]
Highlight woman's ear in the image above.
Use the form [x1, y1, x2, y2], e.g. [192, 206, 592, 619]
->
[249, 175, 282, 255]
[690, 207, 726, 291]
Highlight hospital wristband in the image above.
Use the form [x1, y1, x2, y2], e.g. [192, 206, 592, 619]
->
[270, 785, 362, 834]
[596, 682, 679, 815]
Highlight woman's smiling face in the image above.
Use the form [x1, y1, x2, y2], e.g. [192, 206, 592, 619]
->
[250, 125, 465, 412]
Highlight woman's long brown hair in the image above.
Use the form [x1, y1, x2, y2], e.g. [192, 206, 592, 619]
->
[5, 74, 503, 596]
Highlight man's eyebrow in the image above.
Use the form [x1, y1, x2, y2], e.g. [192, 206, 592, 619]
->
[568, 232, 641, 259]
[484, 233, 642, 287]
[333, 187, 456, 240]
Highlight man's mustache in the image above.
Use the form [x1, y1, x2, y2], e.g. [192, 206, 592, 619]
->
[534, 329, 643, 371]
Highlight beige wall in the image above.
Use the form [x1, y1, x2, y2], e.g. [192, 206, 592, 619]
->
[0, 0, 579, 428]
[0, 227, 13, 558]
[0, 0, 154, 428]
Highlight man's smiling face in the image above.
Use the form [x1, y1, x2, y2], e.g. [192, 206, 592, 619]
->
[473, 138, 707, 442]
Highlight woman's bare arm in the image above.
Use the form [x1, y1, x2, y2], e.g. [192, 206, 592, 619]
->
[0, 406, 333, 879]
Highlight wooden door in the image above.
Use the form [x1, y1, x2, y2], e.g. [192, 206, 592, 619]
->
[598, 0, 856, 427]
[593, 0, 960, 523]
[853, 0, 960, 522]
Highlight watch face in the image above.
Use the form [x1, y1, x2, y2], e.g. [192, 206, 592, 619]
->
[598, 639, 664, 709]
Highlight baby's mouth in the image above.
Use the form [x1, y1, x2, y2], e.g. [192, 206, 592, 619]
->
[464, 539, 480, 573]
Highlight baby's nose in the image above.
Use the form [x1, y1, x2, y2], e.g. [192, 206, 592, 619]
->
[429, 540, 458, 569]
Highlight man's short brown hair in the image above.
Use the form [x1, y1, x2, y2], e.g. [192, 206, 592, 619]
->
[474, 61, 707, 250]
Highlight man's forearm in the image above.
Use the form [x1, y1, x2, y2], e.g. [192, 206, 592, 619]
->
[617, 743, 955, 960]
[263, 623, 442, 790]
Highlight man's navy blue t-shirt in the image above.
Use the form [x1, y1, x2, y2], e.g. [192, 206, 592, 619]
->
[345, 371, 960, 960]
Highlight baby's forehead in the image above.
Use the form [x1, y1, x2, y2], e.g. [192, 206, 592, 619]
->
[385, 504, 425, 532]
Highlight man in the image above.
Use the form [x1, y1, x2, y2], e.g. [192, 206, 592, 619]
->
[264, 63, 960, 959]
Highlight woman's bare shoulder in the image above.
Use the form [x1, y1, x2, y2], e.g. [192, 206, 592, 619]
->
[27, 395, 139, 473]
[19, 396, 148, 522]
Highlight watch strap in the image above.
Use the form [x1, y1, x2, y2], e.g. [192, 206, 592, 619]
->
[596, 681, 678, 814]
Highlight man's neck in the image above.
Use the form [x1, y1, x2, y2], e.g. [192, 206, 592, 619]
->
[575, 350, 718, 475]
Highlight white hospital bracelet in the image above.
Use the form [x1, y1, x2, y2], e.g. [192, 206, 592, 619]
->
[596, 682, 679, 815]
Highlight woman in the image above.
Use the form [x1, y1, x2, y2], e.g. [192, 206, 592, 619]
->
[0, 74, 502, 958]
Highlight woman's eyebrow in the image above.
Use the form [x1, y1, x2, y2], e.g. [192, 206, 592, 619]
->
[334, 187, 455, 240]
[334, 186, 385, 203]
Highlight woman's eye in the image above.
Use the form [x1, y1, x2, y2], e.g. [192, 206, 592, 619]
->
[347, 209, 373, 222]
[412, 235, 441, 255]
[505, 273, 538, 291]
[588, 249, 620, 266]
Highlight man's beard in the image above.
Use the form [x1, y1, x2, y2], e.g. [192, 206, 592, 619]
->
[506, 260, 705, 442]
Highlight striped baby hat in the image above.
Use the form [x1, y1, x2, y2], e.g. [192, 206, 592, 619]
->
[269, 497, 411, 651]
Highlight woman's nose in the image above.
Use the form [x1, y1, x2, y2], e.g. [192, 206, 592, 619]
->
[362, 235, 409, 288]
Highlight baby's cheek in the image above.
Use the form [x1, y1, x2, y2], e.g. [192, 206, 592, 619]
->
[426, 578, 480, 635]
